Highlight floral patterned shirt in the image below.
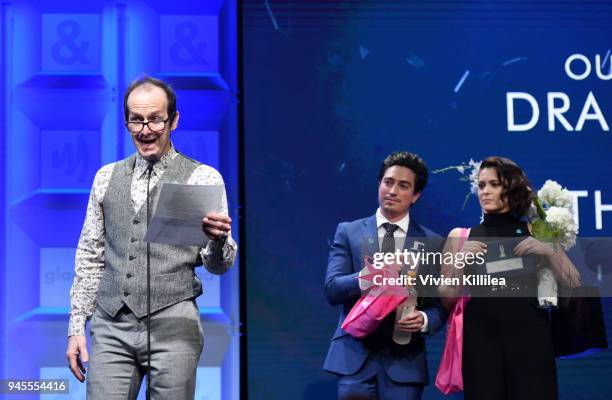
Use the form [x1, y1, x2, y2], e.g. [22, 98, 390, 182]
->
[68, 145, 237, 336]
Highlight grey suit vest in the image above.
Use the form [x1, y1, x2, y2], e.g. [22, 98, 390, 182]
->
[97, 152, 203, 318]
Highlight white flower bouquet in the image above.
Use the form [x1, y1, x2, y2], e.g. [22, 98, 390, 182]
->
[529, 180, 578, 251]
[529, 180, 578, 307]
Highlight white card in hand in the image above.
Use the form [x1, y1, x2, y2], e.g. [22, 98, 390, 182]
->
[486, 257, 524, 274]
[143, 183, 224, 247]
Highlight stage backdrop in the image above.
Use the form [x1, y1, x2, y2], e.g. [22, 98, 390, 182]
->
[243, 1, 612, 399]
[0, 1, 240, 399]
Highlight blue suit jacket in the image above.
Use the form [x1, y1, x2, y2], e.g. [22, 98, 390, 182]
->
[323, 214, 447, 384]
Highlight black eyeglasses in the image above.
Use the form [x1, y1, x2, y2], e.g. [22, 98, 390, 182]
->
[125, 114, 174, 133]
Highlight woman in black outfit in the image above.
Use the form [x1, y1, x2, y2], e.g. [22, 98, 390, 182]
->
[439, 157, 581, 400]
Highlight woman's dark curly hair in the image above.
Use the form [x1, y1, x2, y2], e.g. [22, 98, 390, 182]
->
[480, 156, 534, 218]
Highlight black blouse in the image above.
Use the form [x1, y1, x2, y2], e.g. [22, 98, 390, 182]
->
[468, 212, 538, 298]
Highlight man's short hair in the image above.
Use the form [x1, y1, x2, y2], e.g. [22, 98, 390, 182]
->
[378, 151, 429, 193]
[123, 75, 177, 121]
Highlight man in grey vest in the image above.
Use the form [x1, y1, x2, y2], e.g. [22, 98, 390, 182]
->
[66, 76, 237, 399]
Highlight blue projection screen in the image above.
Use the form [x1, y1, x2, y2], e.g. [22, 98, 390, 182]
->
[243, 1, 612, 399]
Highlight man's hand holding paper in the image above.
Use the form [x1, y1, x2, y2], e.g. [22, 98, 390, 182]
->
[143, 182, 227, 246]
[203, 212, 232, 242]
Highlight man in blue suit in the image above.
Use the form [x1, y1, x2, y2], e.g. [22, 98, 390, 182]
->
[324, 151, 447, 400]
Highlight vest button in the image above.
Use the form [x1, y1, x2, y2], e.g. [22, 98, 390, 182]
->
[124, 291, 130, 296]
[129, 255, 136, 261]
[130, 237, 137, 243]
[126, 273, 133, 279]
[133, 220, 140, 225]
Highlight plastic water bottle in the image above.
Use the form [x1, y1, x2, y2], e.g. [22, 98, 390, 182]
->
[393, 286, 418, 345]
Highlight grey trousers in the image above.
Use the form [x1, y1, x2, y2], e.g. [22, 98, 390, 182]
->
[87, 300, 203, 399]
